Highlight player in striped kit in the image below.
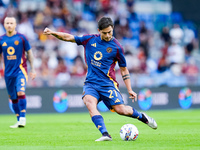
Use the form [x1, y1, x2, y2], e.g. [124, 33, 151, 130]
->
[44, 16, 157, 141]
[0, 16, 36, 128]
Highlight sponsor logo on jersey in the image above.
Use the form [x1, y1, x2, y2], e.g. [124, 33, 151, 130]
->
[106, 47, 112, 53]
[2, 42, 7, 46]
[91, 43, 96, 47]
[91, 59, 101, 67]
[7, 46, 17, 60]
[7, 55, 17, 60]
[97, 125, 102, 129]
[94, 51, 103, 61]
[115, 98, 120, 103]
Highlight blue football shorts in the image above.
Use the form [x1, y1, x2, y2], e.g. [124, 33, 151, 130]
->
[5, 72, 27, 100]
[82, 83, 124, 110]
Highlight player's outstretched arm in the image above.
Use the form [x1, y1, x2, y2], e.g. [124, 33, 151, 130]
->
[27, 50, 36, 80]
[120, 67, 137, 102]
[43, 27, 75, 43]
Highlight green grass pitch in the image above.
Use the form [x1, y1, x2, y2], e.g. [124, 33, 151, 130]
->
[0, 109, 200, 150]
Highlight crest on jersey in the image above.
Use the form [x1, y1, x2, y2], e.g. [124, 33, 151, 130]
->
[106, 47, 112, 53]
[14, 40, 19, 45]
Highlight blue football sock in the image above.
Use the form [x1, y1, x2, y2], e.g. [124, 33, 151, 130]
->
[131, 108, 142, 119]
[92, 115, 108, 135]
[18, 95, 27, 117]
[12, 99, 20, 121]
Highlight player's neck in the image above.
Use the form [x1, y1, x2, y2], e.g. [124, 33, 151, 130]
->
[6, 30, 17, 37]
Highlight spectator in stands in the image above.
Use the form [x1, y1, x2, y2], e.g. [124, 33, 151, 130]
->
[71, 55, 86, 77]
[17, 13, 37, 41]
[139, 21, 149, 58]
[160, 26, 171, 45]
[167, 40, 185, 67]
[137, 45, 147, 73]
[157, 54, 169, 73]
[0, 0, 199, 88]
[182, 58, 198, 77]
[124, 50, 140, 73]
[169, 24, 183, 44]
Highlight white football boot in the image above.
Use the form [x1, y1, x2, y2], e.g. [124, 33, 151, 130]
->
[142, 113, 157, 129]
[95, 135, 112, 141]
[18, 117, 26, 127]
[10, 122, 19, 128]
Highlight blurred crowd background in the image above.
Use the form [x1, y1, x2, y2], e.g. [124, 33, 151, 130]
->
[0, 0, 200, 88]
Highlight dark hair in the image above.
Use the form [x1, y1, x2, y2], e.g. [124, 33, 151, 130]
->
[98, 17, 114, 30]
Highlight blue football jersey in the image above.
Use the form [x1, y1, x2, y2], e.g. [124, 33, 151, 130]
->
[75, 34, 126, 88]
[0, 33, 31, 78]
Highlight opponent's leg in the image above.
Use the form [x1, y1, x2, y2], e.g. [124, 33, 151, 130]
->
[83, 95, 112, 141]
[113, 104, 157, 129]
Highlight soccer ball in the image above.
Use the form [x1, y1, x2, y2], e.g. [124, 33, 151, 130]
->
[120, 124, 139, 141]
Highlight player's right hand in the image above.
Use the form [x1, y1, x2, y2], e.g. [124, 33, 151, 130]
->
[128, 90, 137, 103]
[30, 69, 36, 80]
[43, 28, 52, 35]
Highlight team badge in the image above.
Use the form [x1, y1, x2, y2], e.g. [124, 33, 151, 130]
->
[14, 40, 19, 45]
[106, 47, 112, 53]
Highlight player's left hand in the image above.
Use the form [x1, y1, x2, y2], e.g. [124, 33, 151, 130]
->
[128, 90, 137, 102]
[30, 70, 36, 80]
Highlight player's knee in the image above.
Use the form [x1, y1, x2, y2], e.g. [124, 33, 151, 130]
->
[114, 105, 127, 115]
[84, 100, 92, 108]
[17, 91, 25, 96]
[83, 98, 94, 109]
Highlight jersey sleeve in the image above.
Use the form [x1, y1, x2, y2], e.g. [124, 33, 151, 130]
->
[0, 46, 2, 54]
[21, 35, 31, 51]
[117, 44, 127, 67]
[74, 35, 93, 46]
[0, 38, 2, 54]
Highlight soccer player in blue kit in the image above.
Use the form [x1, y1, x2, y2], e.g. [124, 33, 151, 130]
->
[0, 16, 36, 128]
[43, 17, 157, 141]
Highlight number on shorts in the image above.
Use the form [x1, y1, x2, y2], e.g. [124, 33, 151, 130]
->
[108, 90, 118, 98]
[20, 78, 25, 91]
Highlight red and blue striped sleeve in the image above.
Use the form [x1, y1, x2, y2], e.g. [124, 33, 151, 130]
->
[18, 33, 31, 51]
[114, 39, 126, 67]
[74, 34, 94, 46]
